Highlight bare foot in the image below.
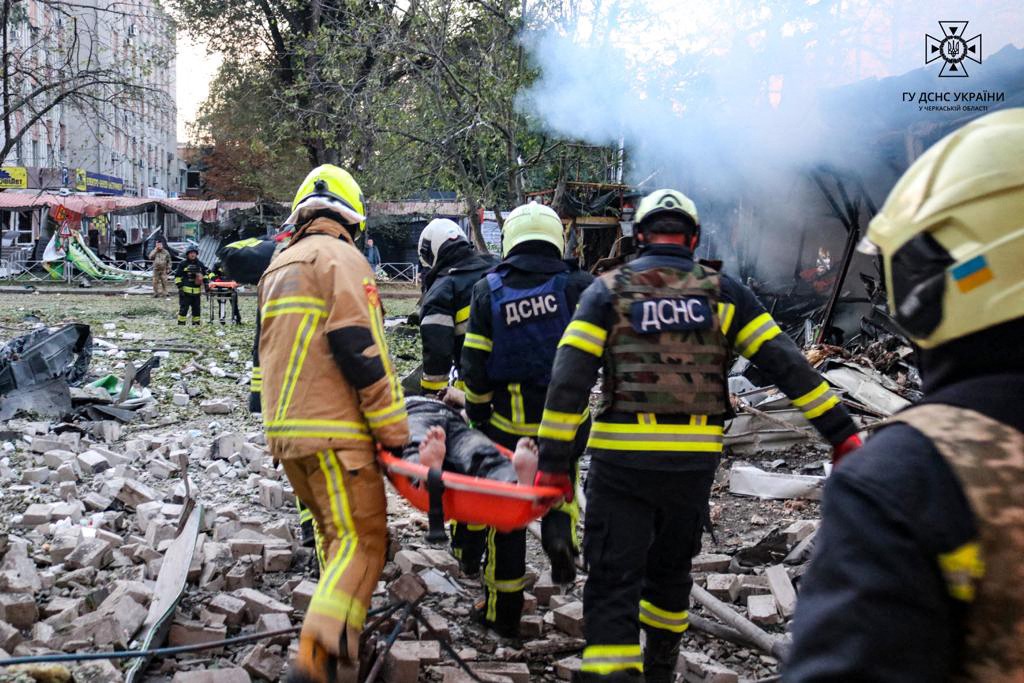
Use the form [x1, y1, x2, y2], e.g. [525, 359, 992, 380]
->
[513, 437, 539, 486]
[419, 425, 447, 470]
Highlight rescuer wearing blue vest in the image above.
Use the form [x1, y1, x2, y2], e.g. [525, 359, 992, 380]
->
[460, 201, 594, 637]
[536, 189, 861, 682]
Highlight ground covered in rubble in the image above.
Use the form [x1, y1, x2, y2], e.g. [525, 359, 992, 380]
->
[0, 288, 827, 683]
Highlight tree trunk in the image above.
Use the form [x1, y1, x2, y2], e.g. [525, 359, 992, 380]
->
[465, 196, 487, 253]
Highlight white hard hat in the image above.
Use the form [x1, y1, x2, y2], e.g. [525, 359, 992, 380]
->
[418, 218, 466, 268]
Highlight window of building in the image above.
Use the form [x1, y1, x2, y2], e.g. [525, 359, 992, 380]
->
[32, 138, 40, 167]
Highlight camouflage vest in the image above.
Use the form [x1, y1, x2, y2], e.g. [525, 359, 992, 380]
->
[599, 263, 729, 416]
[889, 404, 1024, 682]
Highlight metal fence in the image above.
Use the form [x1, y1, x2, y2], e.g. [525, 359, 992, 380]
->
[0, 259, 153, 283]
[375, 262, 418, 283]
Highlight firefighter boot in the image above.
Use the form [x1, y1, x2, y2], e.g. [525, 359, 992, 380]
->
[541, 509, 576, 584]
[287, 636, 338, 683]
[571, 671, 643, 683]
[642, 629, 682, 683]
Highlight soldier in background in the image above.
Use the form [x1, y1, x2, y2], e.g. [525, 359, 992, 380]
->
[536, 189, 860, 682]
[148, 241, 171, 298]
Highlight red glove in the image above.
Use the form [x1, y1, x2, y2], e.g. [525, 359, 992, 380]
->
[534, 471, 574, 503]
[833, 433, 863, 465]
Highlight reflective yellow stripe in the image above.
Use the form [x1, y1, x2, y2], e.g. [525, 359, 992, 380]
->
[464, 333, 493, 352]
[588, 421, 723, 452]
[455, 305, 471, 324]
[717, 302, 736, 336]
[581, 644, 643, 674]
[485, 529, 498, 621]
[489, 411, 539, 437]
[538, 408, 589, 442]
[735, 312, 783, 358]
[275, 312, 319, 420]
[792, 381, 841, 419]
[464, 387, 493, 404]
[364, 278, 403, 407]
[485, 575, 527, 593]
[509, 383, 525, 424]
[421, 376, 449, 391]
[313, 450, 359, 616]
[365, 400, 408, 429]
[263, 418, 372, 441]
[308, 591, 367, 629]
[939, 541, 985, 602]
[559, 319, 607, 357]
[639, 599, 689, 633]
[261, 296, 327, 320]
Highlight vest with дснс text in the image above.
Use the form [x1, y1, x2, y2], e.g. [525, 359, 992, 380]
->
[600, 262, 729, 416]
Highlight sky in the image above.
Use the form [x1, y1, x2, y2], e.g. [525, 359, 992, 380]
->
[176, 35, 221, 141]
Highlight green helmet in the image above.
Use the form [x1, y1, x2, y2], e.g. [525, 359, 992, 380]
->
[501, 202, 564, 257]
[635, 189, 700, 231]
[289, 164, 367, 231]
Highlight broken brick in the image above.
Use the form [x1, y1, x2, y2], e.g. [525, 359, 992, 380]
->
[395, 549, 430, 574]
[691, 554, 732, 573]
[206, 593, 247, 626]
[473, 662, 530, 683]
[255, 612, 292, 645]
[292, 580, 316, 612]
[765, 564, 797, 619]
[0, 593, 37, 630]
[64, 538, 113, 571]
[169, 620, 227, 650]
[385, 640, 440, 683]
[76, 450, 111, 474]
[746, 594, 780, 625]
[241, 643, 284, 681]
[705, 574, 741, 603]
[233, 588, 291, 621]
[555, 656, 582, 680]
[552, 601, 585, 638]
[171, 667, 252, 683]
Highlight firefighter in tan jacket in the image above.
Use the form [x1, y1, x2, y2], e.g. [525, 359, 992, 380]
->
[258, 164, 408, 683]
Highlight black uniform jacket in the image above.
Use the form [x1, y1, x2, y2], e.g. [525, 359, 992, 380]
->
[536, 244, 857, 473]
[786, 371, 1024, 681]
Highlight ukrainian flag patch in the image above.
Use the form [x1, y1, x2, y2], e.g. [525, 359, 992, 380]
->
[951, 255, 994, 293]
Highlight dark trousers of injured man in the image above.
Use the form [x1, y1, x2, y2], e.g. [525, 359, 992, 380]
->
[281, 451, 388, 667]
[577, 460, 714, 683]
[448, 426, 533, 637]
[178, 292, 201, 325]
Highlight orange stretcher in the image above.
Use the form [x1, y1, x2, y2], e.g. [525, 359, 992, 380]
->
[208, 279, 239, 290]
[378, 445, 563, 535]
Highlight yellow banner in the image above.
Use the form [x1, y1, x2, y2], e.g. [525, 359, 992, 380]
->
[0, 167, 27, 189]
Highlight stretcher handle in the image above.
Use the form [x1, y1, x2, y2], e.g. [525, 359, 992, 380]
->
[425, 467, 447, 544]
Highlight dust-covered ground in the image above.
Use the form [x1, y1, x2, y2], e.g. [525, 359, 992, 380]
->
[0, 287, 820, 682]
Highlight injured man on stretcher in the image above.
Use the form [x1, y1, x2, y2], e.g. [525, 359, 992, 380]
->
[401, 395, 538, 485]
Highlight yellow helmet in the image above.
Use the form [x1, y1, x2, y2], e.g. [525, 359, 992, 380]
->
[864, 108, 1024, 349]
[289, 164, 367, 231]
[502, 201, 564, 257]
[635, 189, 700, 230]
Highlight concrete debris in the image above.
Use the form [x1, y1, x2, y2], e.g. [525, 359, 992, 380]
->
[729, 465, 825, 501]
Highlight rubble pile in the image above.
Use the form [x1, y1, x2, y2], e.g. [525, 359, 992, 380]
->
[0, 293, 925, 682]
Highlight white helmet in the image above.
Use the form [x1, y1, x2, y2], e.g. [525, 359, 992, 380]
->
[418, 218, 466, 268]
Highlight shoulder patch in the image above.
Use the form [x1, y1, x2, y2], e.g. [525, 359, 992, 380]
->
[629, 296, 713, 334]
[363, 278, 381, 308]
